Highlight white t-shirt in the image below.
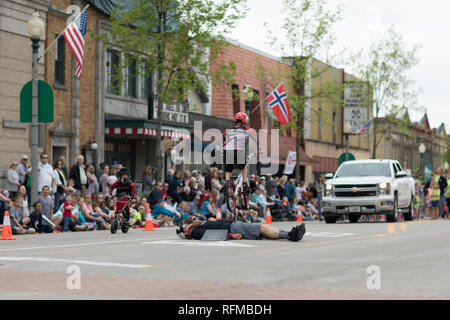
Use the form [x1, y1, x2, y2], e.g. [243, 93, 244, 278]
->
[295, 186, 307, 200]
[37, 162, 55, 193]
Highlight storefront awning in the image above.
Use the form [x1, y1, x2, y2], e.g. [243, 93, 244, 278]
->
[105, 127, 190, 139]
[105, 115, 192, 140]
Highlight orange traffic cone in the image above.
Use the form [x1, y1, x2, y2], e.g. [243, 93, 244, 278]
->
[216, 208, 222, 220]
[296, 207, 303, 223]
[1, 211, 16, 240]
[265, 207, 272, 224]
[143, 208, 155, 231]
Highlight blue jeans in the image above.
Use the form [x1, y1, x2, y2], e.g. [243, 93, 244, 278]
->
[317, 194, 323, 220]
[54, 193, 64, 213]
[63, 216, 73, 232]
[439, 194, 445, 217]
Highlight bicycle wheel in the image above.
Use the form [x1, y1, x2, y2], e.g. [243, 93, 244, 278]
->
[224, 181, 237, 212]
[241, 188, 250, 210]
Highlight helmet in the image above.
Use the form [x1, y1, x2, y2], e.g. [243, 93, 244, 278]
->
[118, 167, 130, 182]
[233, 112, 248, 125]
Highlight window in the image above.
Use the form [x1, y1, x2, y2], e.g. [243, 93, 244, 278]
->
[318, 107, 322, 139]
[126, 59, 137, 98]
[332, 112, 337, 135]
[142, 64, 153, 99]
[54, 35, 65, 85]
[232, 84, 240, 115]
[107, 50, 121, 94]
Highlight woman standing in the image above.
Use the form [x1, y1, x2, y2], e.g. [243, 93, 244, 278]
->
[316, 175, 325, 222]
[86, 164, 100, 196]
[6, 162, 20, 199]
[53, 159, 68, 210]
[142, 166, 154, 197]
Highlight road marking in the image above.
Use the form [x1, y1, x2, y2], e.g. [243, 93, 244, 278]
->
[399, 223, 407, 232]
[141, 240, 256, 247]
[0, 238, 168, 252]
[0, 256, 165, 269]
[305, 232, 355, 238]
[387, 224, 398, 234]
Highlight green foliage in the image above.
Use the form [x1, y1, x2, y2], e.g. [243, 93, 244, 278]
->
[261, 0, 343, 137]
[95, 0, 247, 104]
[347, 25, 422, 157]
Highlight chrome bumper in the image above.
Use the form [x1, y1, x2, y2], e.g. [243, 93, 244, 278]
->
[321, 196, 395, 215]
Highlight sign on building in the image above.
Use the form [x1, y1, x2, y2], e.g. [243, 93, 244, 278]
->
[343, 82, 370, 134]
[153, 102, 189, 124]
[283, 151, 297, 175]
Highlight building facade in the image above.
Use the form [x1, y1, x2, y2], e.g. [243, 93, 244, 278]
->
[0, 0, 50, 188]
[375, 113, 448, 179]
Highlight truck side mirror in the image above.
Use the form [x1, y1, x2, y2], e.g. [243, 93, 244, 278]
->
[395, 171, 407, 178]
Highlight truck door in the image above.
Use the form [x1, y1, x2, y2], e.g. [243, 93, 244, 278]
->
[394, 162, 409, 207]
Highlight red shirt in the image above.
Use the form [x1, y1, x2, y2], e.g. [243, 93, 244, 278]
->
[63, 202, 73, 218]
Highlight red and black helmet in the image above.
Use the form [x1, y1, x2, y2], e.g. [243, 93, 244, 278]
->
[233, 112, 248, 125]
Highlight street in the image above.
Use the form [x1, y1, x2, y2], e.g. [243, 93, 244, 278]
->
[1, 219, 449, 300]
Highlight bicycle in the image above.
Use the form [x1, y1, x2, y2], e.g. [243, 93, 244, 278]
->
[110, 198, 132, 234]
[223, 153, 255, 212]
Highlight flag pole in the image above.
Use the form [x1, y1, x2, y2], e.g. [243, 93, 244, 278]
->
[37, 4, 89, 62]
[250, 81, 284, 114]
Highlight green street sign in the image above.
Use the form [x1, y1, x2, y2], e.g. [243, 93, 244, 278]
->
[338, 152, 356, 166]
[20, 80, 54, 123]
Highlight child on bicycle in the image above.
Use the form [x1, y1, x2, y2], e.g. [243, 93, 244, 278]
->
[110, 167, 136, 223]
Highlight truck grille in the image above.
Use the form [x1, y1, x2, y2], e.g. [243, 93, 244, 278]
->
[334, 185, 377, 189]
[335, 191, 377, 197]
[333, 184, 378, 197]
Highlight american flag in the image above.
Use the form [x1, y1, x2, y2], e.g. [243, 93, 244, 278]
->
[64, 9, 87, 78]
[265, 84, 292, 125]
[352, 120, 372, 135]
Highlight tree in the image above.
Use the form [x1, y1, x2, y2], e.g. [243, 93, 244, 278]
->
[96, 0, 246, 181]
[263, 0, 343, 182]
[348, 25, 421, 159]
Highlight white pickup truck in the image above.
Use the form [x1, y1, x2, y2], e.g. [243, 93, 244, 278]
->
[322, 159, 416, 223]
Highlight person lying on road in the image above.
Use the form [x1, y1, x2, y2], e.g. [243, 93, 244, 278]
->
[176, 215, 305, 242]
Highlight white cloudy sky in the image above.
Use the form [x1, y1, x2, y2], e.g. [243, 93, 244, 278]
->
[227, 0, 449, 132]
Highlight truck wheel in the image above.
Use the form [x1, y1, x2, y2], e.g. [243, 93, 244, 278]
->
[325, 216, 337, 224]
[386, 196, 399, 223]
[403, 195, 414, 221]
[349, 215, 361, 223]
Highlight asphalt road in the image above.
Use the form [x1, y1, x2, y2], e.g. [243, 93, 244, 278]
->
[0, 219, 449, 300]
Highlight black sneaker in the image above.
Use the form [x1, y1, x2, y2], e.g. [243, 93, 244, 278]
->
[297, 223, 306, 241]
[288, 223, 306, 242]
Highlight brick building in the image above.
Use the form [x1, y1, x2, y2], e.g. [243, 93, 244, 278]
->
[0, 0, 50, 188]
[207, 41, 371, 182]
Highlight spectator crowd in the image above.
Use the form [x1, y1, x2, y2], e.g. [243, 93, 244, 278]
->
[1, 153, 449, 236]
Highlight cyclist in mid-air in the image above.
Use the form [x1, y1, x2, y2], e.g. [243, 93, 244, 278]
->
[110, 167, 136, 224]
[222, 112, 258, 193]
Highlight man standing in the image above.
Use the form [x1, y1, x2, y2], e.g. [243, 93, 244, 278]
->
[36, 153, 55, 195]
[69, 154, 88, 198]
[17, 155, 29, 185]
[435, 167, 448, 218]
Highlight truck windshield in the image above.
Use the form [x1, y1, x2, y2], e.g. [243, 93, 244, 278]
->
[336, 163, 391, 178]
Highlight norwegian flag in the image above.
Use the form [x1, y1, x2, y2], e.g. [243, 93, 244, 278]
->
[266, 84, 292, 125]
[352, 120, 372, 135]
[64, 9, 87, 78]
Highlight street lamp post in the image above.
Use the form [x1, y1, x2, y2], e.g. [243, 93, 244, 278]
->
[27, 12, 44, 204]
[419, 142, 426, 182]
